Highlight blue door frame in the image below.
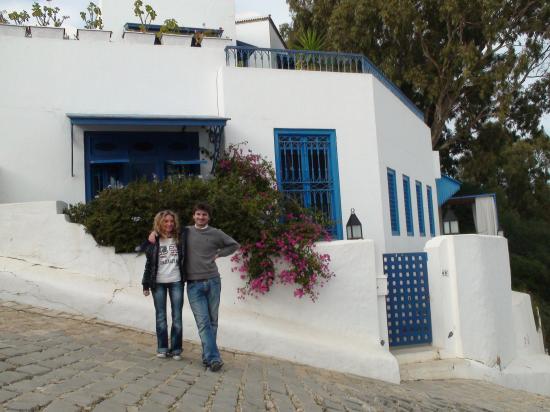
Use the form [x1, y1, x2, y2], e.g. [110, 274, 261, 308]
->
[274, 129, 343, 239]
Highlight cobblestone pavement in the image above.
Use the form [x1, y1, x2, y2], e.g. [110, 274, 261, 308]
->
[1, 301, 549, 412]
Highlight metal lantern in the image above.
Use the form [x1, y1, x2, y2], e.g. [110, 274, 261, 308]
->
[346, 208, 363, 240]
[443, 209, 460, 234]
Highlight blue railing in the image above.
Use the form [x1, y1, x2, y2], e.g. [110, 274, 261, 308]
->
[225, 46, 424, 121]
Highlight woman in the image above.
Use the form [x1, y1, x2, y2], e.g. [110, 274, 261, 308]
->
[142, 210, 185, 359]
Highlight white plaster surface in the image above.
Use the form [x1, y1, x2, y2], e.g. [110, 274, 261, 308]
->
[0, 201, 399, 383]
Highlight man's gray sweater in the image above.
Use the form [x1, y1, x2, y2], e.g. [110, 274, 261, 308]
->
[185, 225, 239, 281]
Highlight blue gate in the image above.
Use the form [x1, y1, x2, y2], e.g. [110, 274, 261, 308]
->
[384, 252, 432, 347]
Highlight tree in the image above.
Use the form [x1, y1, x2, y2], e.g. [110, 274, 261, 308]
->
[286, 0, 550, 150]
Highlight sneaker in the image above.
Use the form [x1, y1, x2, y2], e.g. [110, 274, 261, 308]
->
[210, 360, 223, 372]
[172, 354, 182, 361]
[156, 353, 167, 358]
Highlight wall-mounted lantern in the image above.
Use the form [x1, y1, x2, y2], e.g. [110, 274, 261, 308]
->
[443, 209, 460, 234]
[346, 208, 363, 240]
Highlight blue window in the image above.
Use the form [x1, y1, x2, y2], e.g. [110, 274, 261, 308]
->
[387, 168, 400, 236]
[427, 185, 435, 236]
[416, 181, 426, 236]
[274, 129, 343, 239]
[403, 175, 414, 236]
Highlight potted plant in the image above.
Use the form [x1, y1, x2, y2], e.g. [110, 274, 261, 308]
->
[0, 10, 29, 37]
[29, 0, 68, 40]
[159, 18, 192, 46]
[123, 0, 156, 45]
[199, 29, 232, 49]
[77, 2, 111, 42]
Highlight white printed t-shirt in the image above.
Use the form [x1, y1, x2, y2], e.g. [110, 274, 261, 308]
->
[157, 237, 181, 283]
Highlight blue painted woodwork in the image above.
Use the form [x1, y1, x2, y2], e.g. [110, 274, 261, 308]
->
[403, 175, 414, 236]
[274, 129, 343, 240]
[384, 252, 432, 347]
[225, 46, 424, 121]
[436, 174, 462, 206]
[387, 168, 400, 236]
[416, 181, 426, 237]
[68, 114, 229, 127]
[427, 185, 435, 236]
[84, 131, 201, 201]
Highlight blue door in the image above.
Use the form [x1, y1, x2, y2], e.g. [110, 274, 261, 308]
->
[384, 252, 432, 347]
[274, 129, 343, 239]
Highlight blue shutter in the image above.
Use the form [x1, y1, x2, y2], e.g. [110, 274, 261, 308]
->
[416, 181, 425, 236]
[387, 168, 400, 235]
[427, 185, 435, 236]
[403, 175, 414, 236]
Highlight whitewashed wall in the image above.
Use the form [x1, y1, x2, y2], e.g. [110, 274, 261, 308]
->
[0, 37, 225, 204]
[0, 201, 399, 383]
[100, 0, 236, 41]
[373, 80, 440, 253]
[235, 18, 285, 49]
[425, 235, 519, 367]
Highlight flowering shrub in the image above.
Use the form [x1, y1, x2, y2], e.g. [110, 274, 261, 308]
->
[231, 214, 333, 301]
[215, 145, 334, 301]
[67, 143, 334, 300]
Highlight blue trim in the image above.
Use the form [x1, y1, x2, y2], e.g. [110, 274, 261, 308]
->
[274, 128, 343, 240]
[449, 193, 499, 232]
[124, 23, 223, 37]
[236, 40, 258, 48]
[165, 160, 207, 165]
[89, 159, 129, 164]
[387, 168, 400, 236]
[427, 185, 435, 237]
[68, 115, 229, 127]
[436, 174, 462, 206]
[416, 181, 426, 237]
[403, 175, 414, 236]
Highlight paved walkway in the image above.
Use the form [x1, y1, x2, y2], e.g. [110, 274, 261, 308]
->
[0, 301, 549, 412]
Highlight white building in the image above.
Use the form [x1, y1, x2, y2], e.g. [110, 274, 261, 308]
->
[1, 0, 547, 394]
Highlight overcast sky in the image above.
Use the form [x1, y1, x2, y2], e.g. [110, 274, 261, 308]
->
[1, 0, 547, 132]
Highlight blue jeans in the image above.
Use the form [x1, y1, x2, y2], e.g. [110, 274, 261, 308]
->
[186, 277, 222, 365]
[152, 281, 184, 355]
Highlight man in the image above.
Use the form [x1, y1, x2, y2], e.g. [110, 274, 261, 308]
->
[149, 203, 239, 371]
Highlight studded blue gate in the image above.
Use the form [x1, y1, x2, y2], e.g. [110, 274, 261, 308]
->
[384, 252, 432, 347]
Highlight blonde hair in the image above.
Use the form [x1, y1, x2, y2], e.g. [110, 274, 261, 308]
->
[153, 210, 180, 240]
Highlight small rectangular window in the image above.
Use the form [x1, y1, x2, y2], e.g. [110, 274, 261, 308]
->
[403, 175, 414, 236]
[416, 181, 425, 237]
[427, 185, 435, 236]
[387, 168, 400, 235]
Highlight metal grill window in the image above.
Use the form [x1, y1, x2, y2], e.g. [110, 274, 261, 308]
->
[403, 175, 414, 236]
[387, 168, 400, 236]
[427, 185, 435, 236]
[416, 181, 426, 236]
[275, 130, 342, 239]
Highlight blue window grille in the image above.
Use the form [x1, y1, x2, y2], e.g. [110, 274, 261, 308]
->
[387, 168, 400, 236]
[403, 175, 414, 236]
[274, 129, 343, 239]
[427, 185, 435, 236]
[416, 181, 426, 236]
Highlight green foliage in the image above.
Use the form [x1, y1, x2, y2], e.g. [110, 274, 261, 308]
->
[296, 28, 326, 51]
[66, 146, 333, 299]
[31, 0, 69, 27]
[0, 10, 8, 24]
[159, 18, 179, 38]
[133, 0, 157, 33]
[80, 2, 103, 30]
[8, 10, 30, 25]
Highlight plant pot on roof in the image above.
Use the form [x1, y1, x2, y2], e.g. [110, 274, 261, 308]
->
[0, 10, 28, 37]
[28, 1, 68, 40]
[123, 0, 156, 45]
[158, 18, 192, 46]
[77, 2, 111, 41]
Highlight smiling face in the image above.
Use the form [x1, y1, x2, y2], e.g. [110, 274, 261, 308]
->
[160, 214, 175, 237]
[193, 209, 210, 228]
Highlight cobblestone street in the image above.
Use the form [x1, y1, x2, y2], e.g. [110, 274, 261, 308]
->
[0, 301, 549, 412]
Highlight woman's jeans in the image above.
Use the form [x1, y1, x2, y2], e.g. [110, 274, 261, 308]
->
[186, 277, 222, 365]
[152, 281, 184, 355]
